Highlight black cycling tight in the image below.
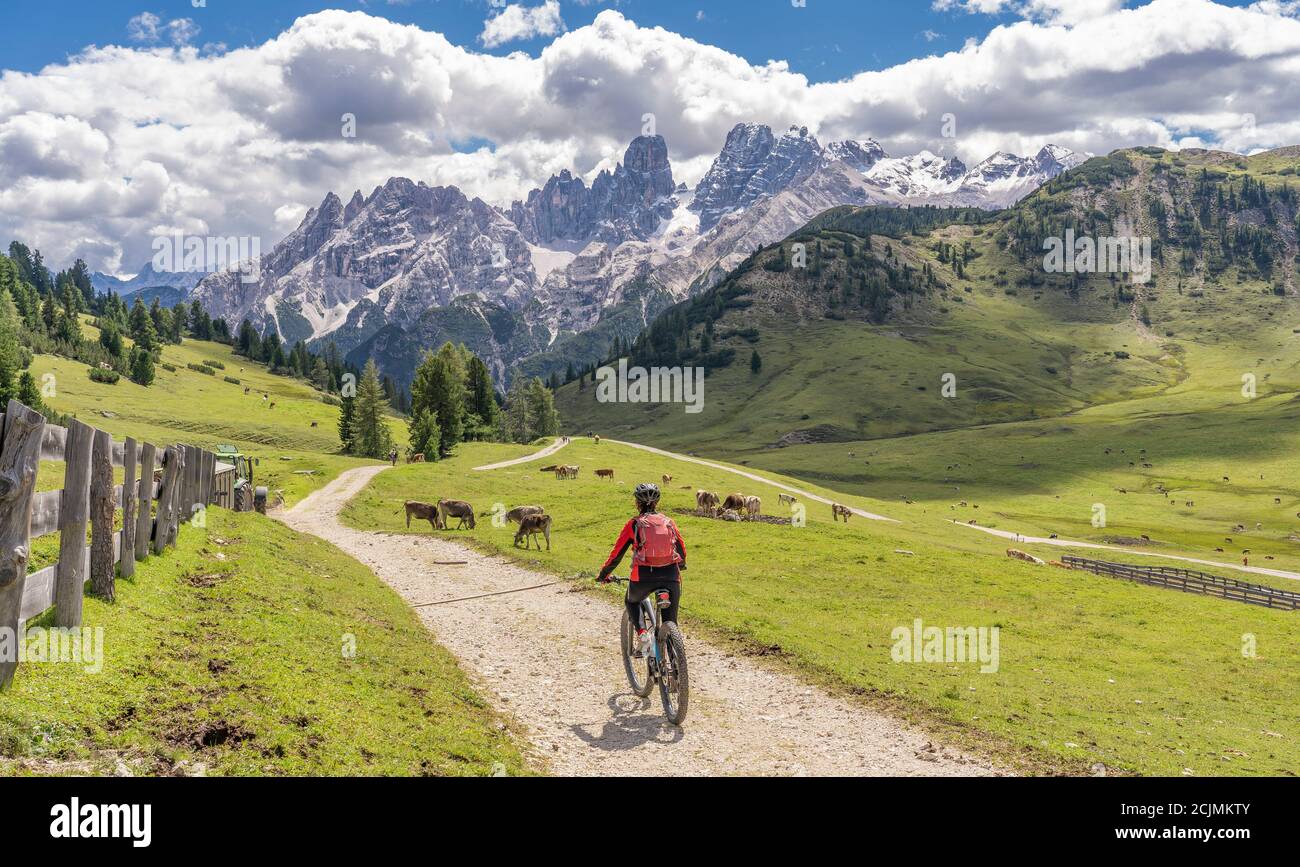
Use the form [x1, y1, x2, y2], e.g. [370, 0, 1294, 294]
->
[625, 581, 681, 631]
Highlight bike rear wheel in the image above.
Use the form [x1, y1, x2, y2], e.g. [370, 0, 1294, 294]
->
[621, 609, 653, 697]
[658, 621, 689, 726]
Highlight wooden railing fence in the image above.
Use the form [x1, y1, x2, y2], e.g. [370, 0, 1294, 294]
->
[0, 400, 232, 688]
[1061, 555, 1300, 611]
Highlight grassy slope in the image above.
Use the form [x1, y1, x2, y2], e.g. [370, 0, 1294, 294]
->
[29, 318, 406, 506]
[0, 509, 528, 776]
[341, 438, 1299, 777]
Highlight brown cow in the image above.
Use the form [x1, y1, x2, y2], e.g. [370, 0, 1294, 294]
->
[405, 501, 442, 530]
[438, 499, 476, 530]
[696, 490, 720, 511]
[558, 465, 580, 479]
[514, 514, 552, 551]
[722, 493, 747, 512]
[594, 434, 601, 445]
[505, 505, 544, 524]
[596, 469, 615, 480]
[408, 453, 425, 464]
[662, 474, 673, 485]
[539, 464, 559, 473]
[831, 504, 852, 522]
[743, 495, 762, 516]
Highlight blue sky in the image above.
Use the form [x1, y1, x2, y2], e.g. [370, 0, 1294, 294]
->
[0, 0, 1171, 80]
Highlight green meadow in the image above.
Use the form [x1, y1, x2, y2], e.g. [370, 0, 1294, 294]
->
[341, 437, 1299, 776]
[1, 509, 528, 776]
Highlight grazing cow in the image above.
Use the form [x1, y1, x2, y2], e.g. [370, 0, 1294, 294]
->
[514, 513, 552, 551]
[696, 490, 720, 511]
[310, 421, 318, 428]
[505, 505, 544, 524]
[404, 501, 442, 530]
[662, 474, 673, 485]
[539, 465, 559, 473]
[438, 499, 476, 530]
[722, 493, 747, 512]
[269, 402, 276, 410]
[244, 387, 250, 395]
[409, 453, 425, 464]
[595, 469, 615, 480]
[778, 493, 796, 506]
[743, 495, 762, 516]
[564, 465, 580, 479]
[594, 435, 601, 445]
[831, 504, 852, 522]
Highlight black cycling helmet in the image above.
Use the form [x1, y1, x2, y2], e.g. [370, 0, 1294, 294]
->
[633, 482, 661, 509]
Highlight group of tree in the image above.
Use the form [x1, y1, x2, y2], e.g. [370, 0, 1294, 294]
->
[337, 341, 561, 461]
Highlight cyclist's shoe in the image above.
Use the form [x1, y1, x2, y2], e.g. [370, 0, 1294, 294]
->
[629, 628, 649, 658]
[637, 628, 653, 657]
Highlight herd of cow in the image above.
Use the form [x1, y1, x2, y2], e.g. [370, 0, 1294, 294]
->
[399, 451, 861, 553]
[403, 499, 553, 550]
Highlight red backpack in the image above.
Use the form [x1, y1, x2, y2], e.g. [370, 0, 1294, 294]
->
[632, 513, 681, 567]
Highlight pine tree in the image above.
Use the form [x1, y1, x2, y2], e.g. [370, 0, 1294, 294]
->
[463, 354, 498, 439]
[337, 394, 356, 453]
[750, 349, 762, 374]
[526, 377, 560, 439]
[128, 299, 157, 350]
[16, 370, 43, 413]
[410, 344, 464, 457]
[350, 360, 394, 459]
[407, 408, 442, 460]
[129, 345, 155, 386]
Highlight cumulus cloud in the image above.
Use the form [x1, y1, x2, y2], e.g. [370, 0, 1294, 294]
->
[4, 1, 1300, 276]
[480, 1, 566, 48]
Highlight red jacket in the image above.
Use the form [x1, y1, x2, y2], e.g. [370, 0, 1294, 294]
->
[599, 513, 686, 582]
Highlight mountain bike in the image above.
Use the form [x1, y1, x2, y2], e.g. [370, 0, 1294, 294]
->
[609, 577, 689, 725]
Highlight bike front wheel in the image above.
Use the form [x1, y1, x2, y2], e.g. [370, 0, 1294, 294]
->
[621, 609, 653, 697]
[658, 621, 689, 726]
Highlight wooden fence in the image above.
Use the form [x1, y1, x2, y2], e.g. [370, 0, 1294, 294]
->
[1061, 555, 1300, 611]
[0, 400, 231, 688]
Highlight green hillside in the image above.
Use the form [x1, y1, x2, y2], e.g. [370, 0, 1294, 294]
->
[27, 317, 399, 506]
[551, 146, 1300, 582]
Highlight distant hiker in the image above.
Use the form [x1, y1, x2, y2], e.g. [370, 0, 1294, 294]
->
[597, 483, 686, 658]
[388, 447, 398, 466]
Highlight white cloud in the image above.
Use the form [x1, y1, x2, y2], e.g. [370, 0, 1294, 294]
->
[127, 12, 199, 47]
[126, 12, 161, 43]
[4, 1, 1300, 276]
[480, 1, 566, 49]
[933, 0, 1127, 25]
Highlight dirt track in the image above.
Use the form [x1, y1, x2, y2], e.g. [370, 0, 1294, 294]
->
[280, 465, 1001, 777]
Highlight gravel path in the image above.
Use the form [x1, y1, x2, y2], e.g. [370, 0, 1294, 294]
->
[473, 437, 570, 471]
[608, 439, 897, 522]
[280, 466, 1001, 777]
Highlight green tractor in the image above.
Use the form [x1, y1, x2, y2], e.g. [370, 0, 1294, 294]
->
[214, 444, 266, 513]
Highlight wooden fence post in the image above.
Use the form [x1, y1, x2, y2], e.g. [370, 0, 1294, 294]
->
[54, 418, 94, 628]
[154, 446, 181, 555]
[120, 437, 137, 579]
[167, 445, 187, 548]
[89, 428, 115, 602]
[135, 443, 156, 561]
[202, 450, 214, 508]
[0, 400, 46, 690]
